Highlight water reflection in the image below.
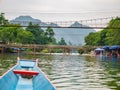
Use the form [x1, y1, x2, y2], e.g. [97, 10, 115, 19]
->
[99, 56, 120, 90]
[0, 54, 17, 76]
[1, 54, 120, 89]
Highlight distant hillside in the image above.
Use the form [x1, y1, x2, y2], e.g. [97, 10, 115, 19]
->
[11, 16, 41, 22]
[70, 21, 86, 27]
[70, 21, 93, 28]
[10, 16, 58, 27]
[10, 16, 96, 45]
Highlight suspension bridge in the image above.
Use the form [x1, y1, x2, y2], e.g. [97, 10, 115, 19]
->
[10, 16, 120, 29]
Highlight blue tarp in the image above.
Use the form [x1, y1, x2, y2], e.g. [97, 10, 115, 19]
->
[110, 46, 119, 50]
[102, 46, 109, 50]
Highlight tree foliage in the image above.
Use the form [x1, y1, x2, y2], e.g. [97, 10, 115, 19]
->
[0, 13, 67, 45]
[26, 22, 44, 44]
[58, 37, 67, 45]
[0, 25, 34, 44]
[0, 13, 9, 26]
[85, 17, 120, 46]
[26, 23, 57, 44]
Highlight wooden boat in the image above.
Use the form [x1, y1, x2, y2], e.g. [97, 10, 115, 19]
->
[0, 57, 56, 90]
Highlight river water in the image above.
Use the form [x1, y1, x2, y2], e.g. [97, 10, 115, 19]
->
[0, 54, 120, 90]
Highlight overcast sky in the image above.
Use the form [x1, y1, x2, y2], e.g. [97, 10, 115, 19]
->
[0, 0, 120, 21]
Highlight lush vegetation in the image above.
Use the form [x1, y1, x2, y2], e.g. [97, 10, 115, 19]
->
[85, 17, 120, 46]
[0, 13, 67, 45]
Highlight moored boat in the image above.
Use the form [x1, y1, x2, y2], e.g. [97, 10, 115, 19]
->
[0, 57, 56, 90]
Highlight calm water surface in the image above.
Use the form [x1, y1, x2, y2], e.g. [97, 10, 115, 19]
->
[0, 54, 120, 90]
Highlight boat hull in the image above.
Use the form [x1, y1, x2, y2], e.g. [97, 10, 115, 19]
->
[0, 58, 56, 90]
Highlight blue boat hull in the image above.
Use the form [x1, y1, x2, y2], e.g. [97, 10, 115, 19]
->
[0, 58, 56, 90]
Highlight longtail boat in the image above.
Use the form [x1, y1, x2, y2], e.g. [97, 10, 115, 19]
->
[0, 57, 56, 90]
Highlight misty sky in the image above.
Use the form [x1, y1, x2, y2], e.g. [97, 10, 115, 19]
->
[0, 0, 120, 21]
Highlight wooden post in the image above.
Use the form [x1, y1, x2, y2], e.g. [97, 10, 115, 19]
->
[17, 48, 20, 57]
[27, 47, 29, 56]
[64, 47, 66, 55]
[34, 47, 36, 56]
[49, 47, 51, 55]
[1, 47, 4, 54]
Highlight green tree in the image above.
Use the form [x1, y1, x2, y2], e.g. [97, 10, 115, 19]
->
[26, 23, 56, 44]
[85, 17, 120, 46]
[85, 32, 100, 45]
[58, 37, 67, 45]
[103, 29, 114, 45]
[0, 27, 17, 43]
[26, 22, 44, 44]
[45, 27, 55, 44]
[0, 24, 35, 44]
[16, 30, 35, 44]
[45, 27, 55, 37]
[0, 13, 9, 26]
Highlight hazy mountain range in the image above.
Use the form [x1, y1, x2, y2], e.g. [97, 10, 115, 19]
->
[10, 16, 58, 27]
[10, 16, 96, 45]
